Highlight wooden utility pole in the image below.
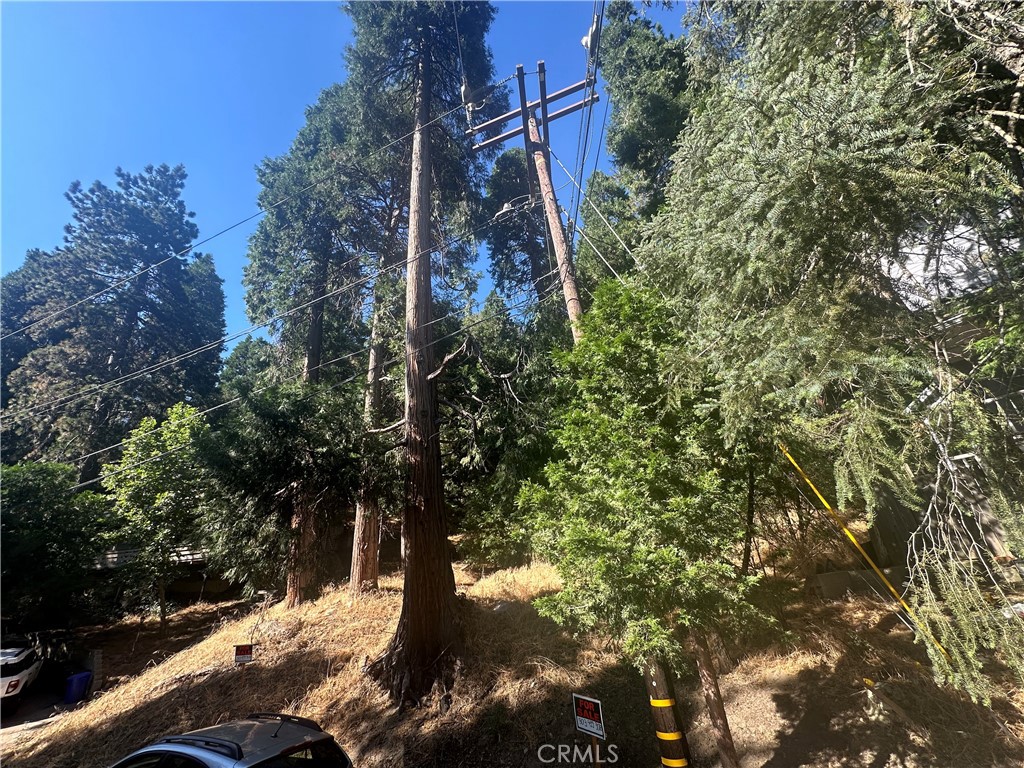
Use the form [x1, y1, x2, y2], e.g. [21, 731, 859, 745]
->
[526, 108, 583, 342]
[644, 658, 696, 768]
[469, 60, 711, 767]
[468, 62, 596, 343]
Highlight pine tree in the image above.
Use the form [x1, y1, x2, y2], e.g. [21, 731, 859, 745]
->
[1, 165, 225, 480]
[644, 0, 1024, 698]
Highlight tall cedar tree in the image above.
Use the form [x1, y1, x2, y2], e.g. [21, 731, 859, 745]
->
[245, 81, 408, 604]
[647, 0, 1024, 699]
[599, 0, 688, 213]
[571, 2, 688, 294]
[344, 0, 504, 703]
[1, 165, 225, 480]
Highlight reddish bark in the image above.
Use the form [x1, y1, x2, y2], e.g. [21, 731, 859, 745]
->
[367, 36, 460, 704]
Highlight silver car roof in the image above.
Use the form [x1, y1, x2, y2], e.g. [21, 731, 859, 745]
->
[158, 715, 331, 767]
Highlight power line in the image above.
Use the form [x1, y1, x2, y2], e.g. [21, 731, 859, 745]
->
[574, 221, 623, 285]
[56, 254, 561, 469]
[69, 285, 561, 491]
[566, 1, 605, 253]
[586, 69, 612, 188]
[4, 211, 512, 422]
[0, 81, 519, 343]
[548, 145, 674, 306]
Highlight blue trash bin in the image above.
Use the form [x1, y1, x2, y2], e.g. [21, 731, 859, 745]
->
[64, 671, 92, 704]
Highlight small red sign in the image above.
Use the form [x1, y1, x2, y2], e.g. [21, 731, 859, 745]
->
[572, 693, 605, 739]
[234, 644, 254, 664]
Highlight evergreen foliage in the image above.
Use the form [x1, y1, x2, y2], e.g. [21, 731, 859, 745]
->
[481, 148, 558, 302]
[599, 0, 689, 211]
[443, 293, 566, 568]
[1, 165, 225, 479]
[522, 282, 760, 668]
[200, 383, 363, 596]
[244, 81, 400, 381]
[635, 0, 1024, 699]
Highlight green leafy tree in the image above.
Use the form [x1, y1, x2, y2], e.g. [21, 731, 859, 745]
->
[219, 336, 279, 401]
[103, 402, 212, 632]
[2, 165, 226, 480]
[0, 463, 110, 630]
[200, 384, 363, 605]
[643, 0, 1024, 699]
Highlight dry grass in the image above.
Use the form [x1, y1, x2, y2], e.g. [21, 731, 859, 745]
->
[683, 594, 1024, 767]
[3, 565, 1023, 768]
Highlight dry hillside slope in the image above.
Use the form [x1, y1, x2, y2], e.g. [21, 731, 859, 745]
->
[3, 564, 1022, 768]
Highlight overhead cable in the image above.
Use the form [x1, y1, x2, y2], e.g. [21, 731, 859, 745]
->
[2, 72, 520, 342]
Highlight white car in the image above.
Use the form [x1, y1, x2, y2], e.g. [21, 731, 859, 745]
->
[1, 639, 43, 706]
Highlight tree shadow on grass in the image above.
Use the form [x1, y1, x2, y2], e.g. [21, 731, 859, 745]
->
[371, 599, 663, 768]
[759, 645, 1024, 768]
[4, 645, 332, 768]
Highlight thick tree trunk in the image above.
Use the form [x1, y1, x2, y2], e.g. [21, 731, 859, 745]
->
[351, 272, 385, 596]
[351, 487, 382, 593]
[285, 500, 317, 609]
[303, 301, 325, 384]
[303, 259, 328, 384]
[368, 37, 460, 704]
[691, 629, 740, 768]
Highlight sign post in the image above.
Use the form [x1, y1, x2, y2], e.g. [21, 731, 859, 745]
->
[573, 693, 605, 767]
[234, 644, 254, 665]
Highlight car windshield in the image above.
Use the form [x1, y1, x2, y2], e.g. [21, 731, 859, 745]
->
[251, 740, 351, 768]
[0, 651, 37, 676]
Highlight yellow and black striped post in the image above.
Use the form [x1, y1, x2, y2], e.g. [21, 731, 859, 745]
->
[644, 658, 693, 768]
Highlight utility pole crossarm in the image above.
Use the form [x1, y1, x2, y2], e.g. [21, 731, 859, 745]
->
[471, 94, 599, 154]
[465, 74, 594, 139]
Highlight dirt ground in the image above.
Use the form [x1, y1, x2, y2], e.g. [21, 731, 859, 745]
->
[2, 566, 1022, 768]
[75, 599, 251, 685]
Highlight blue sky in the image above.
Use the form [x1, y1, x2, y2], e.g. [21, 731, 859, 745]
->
[2, 1, 685, 343]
